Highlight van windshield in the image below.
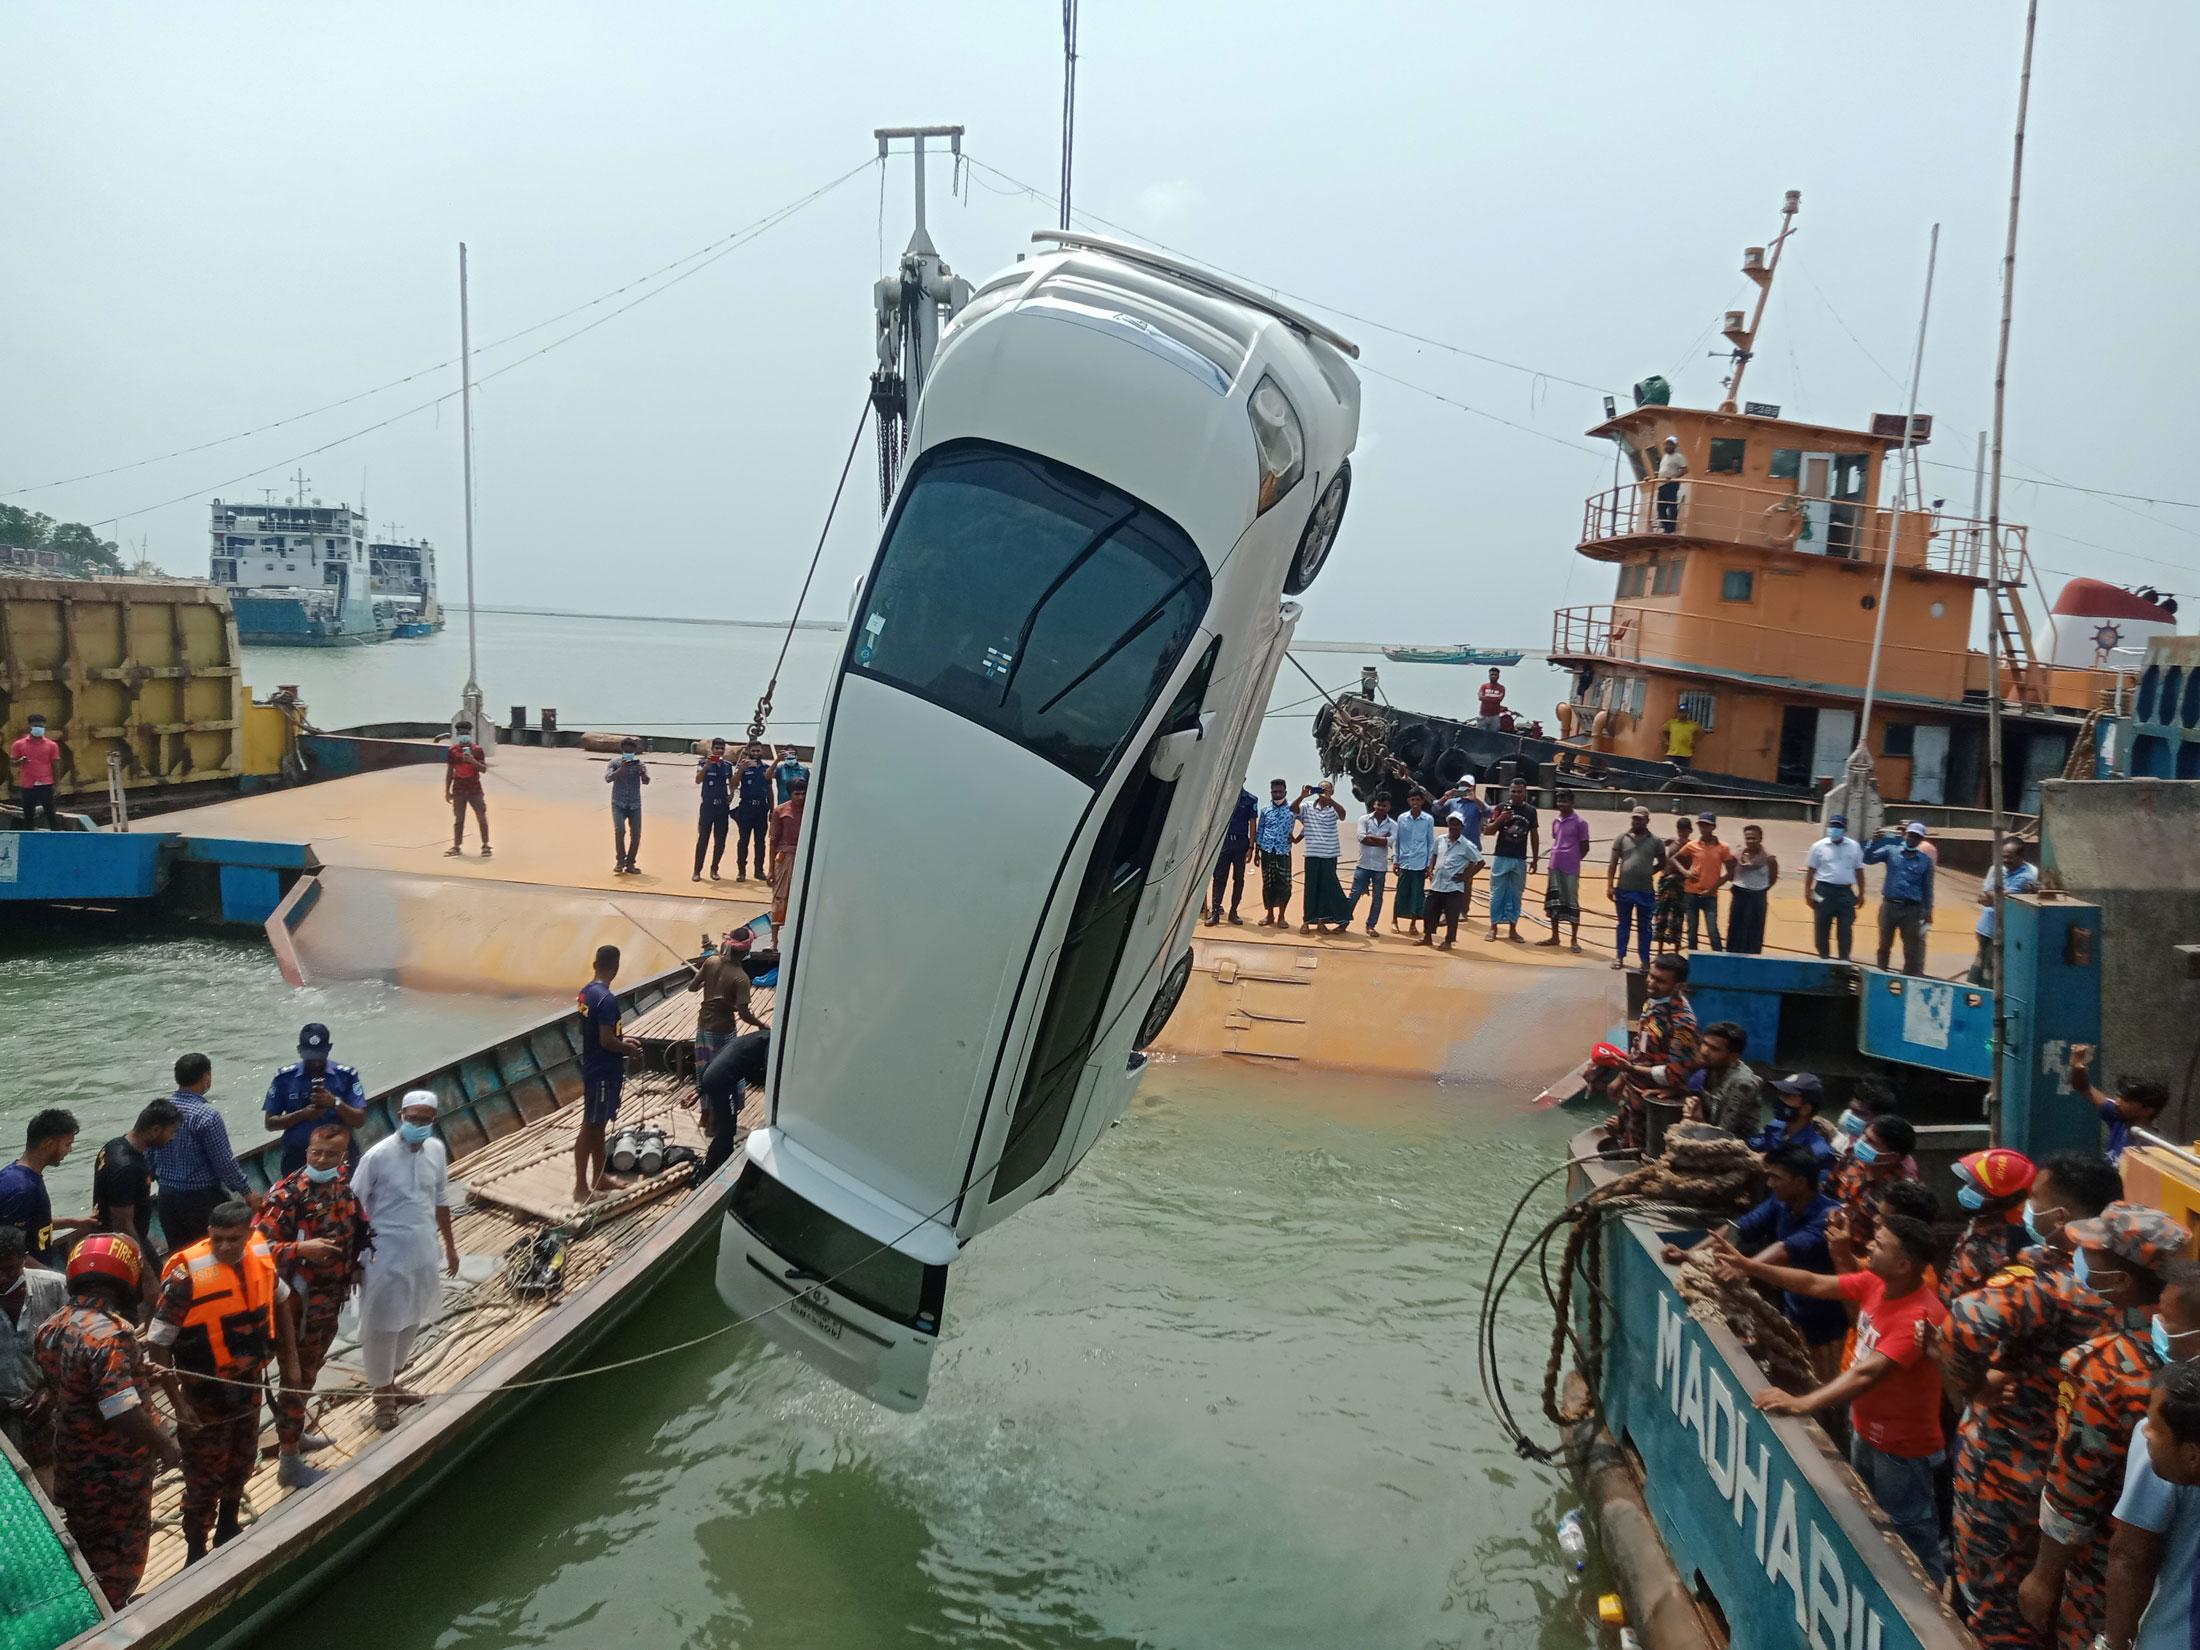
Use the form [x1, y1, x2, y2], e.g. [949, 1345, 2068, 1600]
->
[850, 441, 1210, 784]
[729, 1162, 943, 1331]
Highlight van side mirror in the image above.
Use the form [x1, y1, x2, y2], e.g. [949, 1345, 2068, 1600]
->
[1147, 715, 1214, 781]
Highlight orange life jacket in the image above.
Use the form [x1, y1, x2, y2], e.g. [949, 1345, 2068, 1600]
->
[163, 1233, 278, 1377]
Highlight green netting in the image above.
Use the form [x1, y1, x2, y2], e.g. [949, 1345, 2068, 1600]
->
[0, 1459, 102, 1650]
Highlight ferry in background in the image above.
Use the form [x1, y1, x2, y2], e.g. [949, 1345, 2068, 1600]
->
[1328, 195, 2181, 813]
[1381, 642, 1523, 666]
[210, 481, 444, 646]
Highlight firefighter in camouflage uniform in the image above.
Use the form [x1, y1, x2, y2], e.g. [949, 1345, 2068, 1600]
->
[1940, 1147, 2035, 1308]
[1937, 1153, 2123, 1646]
[255, 1121, 363, 1488]
[2019, 1205, 2198, 1650]
[31, 1233, 181, 1608]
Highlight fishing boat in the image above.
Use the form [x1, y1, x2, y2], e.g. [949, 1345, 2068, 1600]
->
[5, 961, 751, 1650]
[1379, 643, 1524, 666]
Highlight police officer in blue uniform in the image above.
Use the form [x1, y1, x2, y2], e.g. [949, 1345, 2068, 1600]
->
[261, 1023, 366, 1176]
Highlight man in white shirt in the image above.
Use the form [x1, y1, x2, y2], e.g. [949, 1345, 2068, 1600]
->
[1344, 796, 1397, 936]
[1969, 838, 2040, 986]
[1801, 813, 1870, 960]
[351, 1092, 460, 1431]
[1655, 435, 1687, 533]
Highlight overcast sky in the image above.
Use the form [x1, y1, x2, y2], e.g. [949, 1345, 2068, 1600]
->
[7, 2, 2198, 647]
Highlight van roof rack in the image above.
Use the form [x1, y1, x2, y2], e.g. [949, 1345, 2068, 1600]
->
[1031, 230, 1359, 359]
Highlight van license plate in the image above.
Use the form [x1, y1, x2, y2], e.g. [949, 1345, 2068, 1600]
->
[791, 1296, 844, 1342]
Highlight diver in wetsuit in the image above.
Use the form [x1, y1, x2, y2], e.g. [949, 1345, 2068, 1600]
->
[697, 1029, 770, 1179]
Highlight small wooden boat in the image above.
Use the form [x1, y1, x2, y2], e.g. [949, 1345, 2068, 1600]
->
[1380, 644, 1524, 666]
[7, 964, 749, 1650]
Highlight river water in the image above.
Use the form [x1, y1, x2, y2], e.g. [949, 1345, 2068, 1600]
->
[2, 618, 1605, 1649]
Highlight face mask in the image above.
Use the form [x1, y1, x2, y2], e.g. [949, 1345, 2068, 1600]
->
[29, 726, 45, 739]
[1957, 1184, 1986, 1212]
[1828, 826, 1846, 842]
[2022, 1200, 2045, 1245]
[2073, 1248, 2095, 1289]
[1853, 1139, 1880, 1166]
[305, 1163, 341, 1184]
[398, 1121, 434, 1144]
[2153, 1316, 2200, 1361]
[1838, 1110, 1866, 1138]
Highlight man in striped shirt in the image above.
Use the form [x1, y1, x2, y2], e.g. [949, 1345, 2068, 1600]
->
[146, 1054, 255, 1250]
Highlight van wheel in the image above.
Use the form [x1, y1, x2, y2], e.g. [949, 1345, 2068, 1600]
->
[1283, 461, 1352, 595]
[1136, 950, 1197, 1050]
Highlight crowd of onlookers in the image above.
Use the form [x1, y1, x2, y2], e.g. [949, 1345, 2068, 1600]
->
[1208, 773, 2025, 982]
[1603, 956, 2192, 1650]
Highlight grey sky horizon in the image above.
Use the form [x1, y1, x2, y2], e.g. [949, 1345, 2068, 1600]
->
[7, 2, 2198, 671]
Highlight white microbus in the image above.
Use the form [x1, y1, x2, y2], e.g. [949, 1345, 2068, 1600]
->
[717, 231, 1359, 1409]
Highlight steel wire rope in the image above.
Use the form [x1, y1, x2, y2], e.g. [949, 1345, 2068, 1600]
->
[93, 167, 870, 531]
[9, 159, 876, 502]
[744, 395, 871, 744]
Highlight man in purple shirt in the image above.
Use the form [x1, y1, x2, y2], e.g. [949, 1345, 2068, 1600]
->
[1537, 788, 1592, 953]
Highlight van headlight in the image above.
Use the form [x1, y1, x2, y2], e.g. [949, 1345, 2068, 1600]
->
[1248, 374, 1305, 515]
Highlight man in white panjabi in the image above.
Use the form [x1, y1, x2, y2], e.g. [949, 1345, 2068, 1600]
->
[351, 1092, 459, 1430]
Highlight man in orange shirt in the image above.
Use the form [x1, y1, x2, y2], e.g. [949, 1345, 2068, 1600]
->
[1679, 812, 1734, 952]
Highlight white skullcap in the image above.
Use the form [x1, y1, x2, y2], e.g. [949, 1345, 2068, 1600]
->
[399, 1089, 439, 1116]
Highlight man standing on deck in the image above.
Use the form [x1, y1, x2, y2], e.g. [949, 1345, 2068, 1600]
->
[1389, 789, 1436, 937]
[688, 927, 766, 1094]
[607, 738, 651, 875]
[1418, 810, 1480, 949]
[9, 710, 64, 829]
[1970, 837, 2037, 985]
[693, 737, 735, 883]
[1343, 794, 1395, 935]
[1474, 668, 1507, 731]
[261, 1022, 366, 1177]
[1295, 780, 1349, 934]
[1726, 822, 1778, 955]
[90, 1099, 180, 1300]
[2021, 1218, 2199, 1649]
[1483, 779, 1538, 944]
[576, 947, 644, 1206]
[254, 1123, 360, 1487]
[1255, 778, 1297, 927]
[443, 719, 491, 858]
[768, 775, 807, 930]
[1864, 821, 1935, 975]
[1206, 784, 1258, 927]
[1661, 704, 1702, 771]
[34, 1234, 179, 1608]
[1679, 812, 1733, 952]
[147, 1199, 318, 1561]
[1730, 1213, 1953, 1583]
[772, 746, 809, 804]
[1802, 814, 1868, 960]
[1662, 1144, 1845, 1382]
[2062, 1043, 2168, 1167]
[352, 1094, 460, 1432]
[1682, 1021, 1764, 1139]
[0, 1224, 67, 1467]
[1599, 954, 1698, 1153]
[1605, 804, 1665, 971]
[1655, 434, 1686, 533]
[0, 1110, 92, 1266]
[149, 1054, 256, 1251]
[1939, 1153, 2124, 1650]
[698, 1028, 771, 1180]
[733, 744, 775, 883]
[1538, 789, 1589, 952]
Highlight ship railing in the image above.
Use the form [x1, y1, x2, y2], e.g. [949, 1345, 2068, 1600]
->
[1550, 603, 1977, 702]
[1579, 479, 2026, 582]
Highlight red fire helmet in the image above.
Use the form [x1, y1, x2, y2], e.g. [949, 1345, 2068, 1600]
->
[1954, 1147, 2036, 1201]
[67, 1233, 144, 1294]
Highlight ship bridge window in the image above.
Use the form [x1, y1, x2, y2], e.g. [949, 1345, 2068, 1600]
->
[1617, 562, 1648, 599]
[1708, 438, 1746, 475]
[1883, 723, 1916, 757]
[1719, 569, 1755, 602]
[1651, 556, 1686, 597]
[1833, 455, 1869, 500]
[1768, 449, 1802, 480]
[850, 440, 1210, 786]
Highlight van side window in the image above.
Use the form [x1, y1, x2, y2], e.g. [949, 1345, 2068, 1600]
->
[850, 441, 1211, 784]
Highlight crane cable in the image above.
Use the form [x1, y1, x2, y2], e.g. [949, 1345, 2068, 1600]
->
[746, 395, 872, 746]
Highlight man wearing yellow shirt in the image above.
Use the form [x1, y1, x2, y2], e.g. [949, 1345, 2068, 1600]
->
[1663, 709, 1703, 771]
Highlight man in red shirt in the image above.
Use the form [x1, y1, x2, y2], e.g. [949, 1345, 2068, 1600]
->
[9, 711, 63, 829]
[1716, 1209, 1950, 1583]
[1474, 668, 1507, 729]
[443, 719, 492, 858]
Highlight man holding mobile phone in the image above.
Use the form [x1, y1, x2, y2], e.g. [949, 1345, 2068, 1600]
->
[262, 1024, 366, 1176]
[606, 737, 651, 874]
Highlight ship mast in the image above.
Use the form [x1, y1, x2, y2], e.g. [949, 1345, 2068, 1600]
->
[1987, 0, 2039, 1143]
[455, 241, 490, 750]
[1717, 191, 1800, 414]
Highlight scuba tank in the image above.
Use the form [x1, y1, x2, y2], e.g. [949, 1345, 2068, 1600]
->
[636, 1128, 667, 1176]
[608, 1129, 641, 1174]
